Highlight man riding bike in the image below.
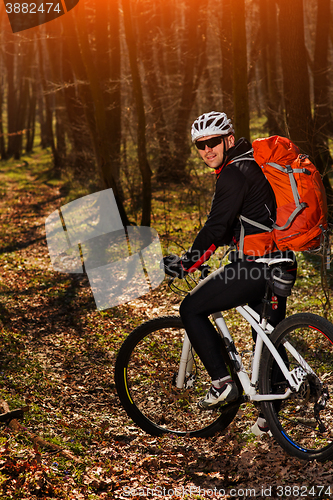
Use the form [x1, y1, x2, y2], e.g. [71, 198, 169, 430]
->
[163, 111, 297, 434]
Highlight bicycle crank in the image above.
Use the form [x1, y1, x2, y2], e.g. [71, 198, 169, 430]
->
[172, 372, 196, 389]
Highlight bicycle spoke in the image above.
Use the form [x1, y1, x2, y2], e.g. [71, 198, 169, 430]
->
[127, 325, 221, 432]
[115, 316, 240, 437]
[260, 313, 333, 461]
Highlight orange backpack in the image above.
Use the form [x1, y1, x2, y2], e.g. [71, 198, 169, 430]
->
[239, 135, 328, 256]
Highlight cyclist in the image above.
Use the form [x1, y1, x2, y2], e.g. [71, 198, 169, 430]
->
[163, 111, 296, 434]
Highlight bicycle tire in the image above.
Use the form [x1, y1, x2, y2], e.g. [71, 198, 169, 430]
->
[260, 312, 333, 461]
[115, 316, 242, 437]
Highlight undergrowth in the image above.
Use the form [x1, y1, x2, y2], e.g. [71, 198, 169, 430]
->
[0, 141, 332, 499]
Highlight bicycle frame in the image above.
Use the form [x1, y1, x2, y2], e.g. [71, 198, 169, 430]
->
[176, 304, 314, 402]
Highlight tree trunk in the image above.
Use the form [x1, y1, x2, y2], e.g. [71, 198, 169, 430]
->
[259, 0, 284, 135]
[37, 85, 49, 149]
[313, 0, 333, 136]
[247, 27, 262, 116]
[0, 12, 5, 158]
[13, 76, 29, 160]
[95, 0, 122, 191]
[109, 0, 122, 190]
[11, 33, 35, 159]
[55, 107, 67, 161]
[277, 0, 312, 152]
[37, 35, 61, 171]
[45, 25, 68, 167]
[137, 0, 173, 181]
[122, 0, 152, 226]
[159, 0, 178, 80]
[172, 0, 207, 180]
[219, 0, 233, 118]
[25, 78, 37, 154]
[4, 32, 17, 157]
[230, 0, 250, 140]
[0, 76, 6, 160]
[62, 22, 95, 162]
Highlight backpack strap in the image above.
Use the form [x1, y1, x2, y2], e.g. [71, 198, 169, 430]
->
[267, 162, 307, 231]
[228, 150, 257, 164]
[238, 215, 272, 259]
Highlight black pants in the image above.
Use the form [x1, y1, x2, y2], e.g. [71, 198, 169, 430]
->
[179, 258, 296, 380]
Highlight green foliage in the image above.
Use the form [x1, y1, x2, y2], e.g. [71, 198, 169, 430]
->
[249, 113, 269, 141]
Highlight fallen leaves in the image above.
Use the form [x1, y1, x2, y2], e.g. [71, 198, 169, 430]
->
[0, 157, 332, 499]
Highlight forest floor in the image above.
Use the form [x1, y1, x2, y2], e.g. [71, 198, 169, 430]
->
[0, 151, 333, 500]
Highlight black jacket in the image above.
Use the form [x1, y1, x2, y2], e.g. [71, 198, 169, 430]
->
[182, 138, 276, 271]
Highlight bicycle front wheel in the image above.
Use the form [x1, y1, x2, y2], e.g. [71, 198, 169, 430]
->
[260, 313, 333, 461]
[115, 316, 241, 437]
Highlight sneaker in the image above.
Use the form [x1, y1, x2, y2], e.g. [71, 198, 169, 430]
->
[198, 380, 239, 409]
[250, 417, 272, 437]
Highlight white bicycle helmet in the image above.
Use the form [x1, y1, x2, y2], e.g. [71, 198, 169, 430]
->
[191, 111, 234, 142]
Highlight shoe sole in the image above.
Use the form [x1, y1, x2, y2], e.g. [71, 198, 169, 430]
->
[198, 387, 239, 410]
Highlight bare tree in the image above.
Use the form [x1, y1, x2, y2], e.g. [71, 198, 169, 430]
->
[37, 34, 61, 169]
[0, 74, 6, 160]
[313, 0, 333, 136]
[172, 0, 208, 179]
[25, 76, 37, 154]
[136, 0, 173, 182]
[122, 0, 152, 226]
[230, 0, 250, 140]
[95, 0, 122, 190]
[259, 0, 284, 135]
[4, 30, 17, 158]
[219, 0, 233, 118]
[278, 0, 313, 150]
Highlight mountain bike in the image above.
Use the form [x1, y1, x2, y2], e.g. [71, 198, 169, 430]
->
[115, 256, 333, 462]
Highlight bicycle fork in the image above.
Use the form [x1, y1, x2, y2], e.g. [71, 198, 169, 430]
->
[175, 333, 194, 389]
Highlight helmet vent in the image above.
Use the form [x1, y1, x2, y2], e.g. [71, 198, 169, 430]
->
[191, 111, 234, 142]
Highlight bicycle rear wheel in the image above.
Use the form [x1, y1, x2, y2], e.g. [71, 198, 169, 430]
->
[115, 316, 241, 437]
[260, 313, 333, 461]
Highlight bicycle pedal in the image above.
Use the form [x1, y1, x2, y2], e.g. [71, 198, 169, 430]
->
[250, 422, 272, 437]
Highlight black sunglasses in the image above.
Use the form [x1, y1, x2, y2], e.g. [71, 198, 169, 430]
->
[195, 135, 224, 150]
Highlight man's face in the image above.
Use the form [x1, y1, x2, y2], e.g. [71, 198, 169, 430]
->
[196, 134, 235, 169]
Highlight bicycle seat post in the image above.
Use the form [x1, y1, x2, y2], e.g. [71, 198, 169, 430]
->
[260, 280, 272, 326]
